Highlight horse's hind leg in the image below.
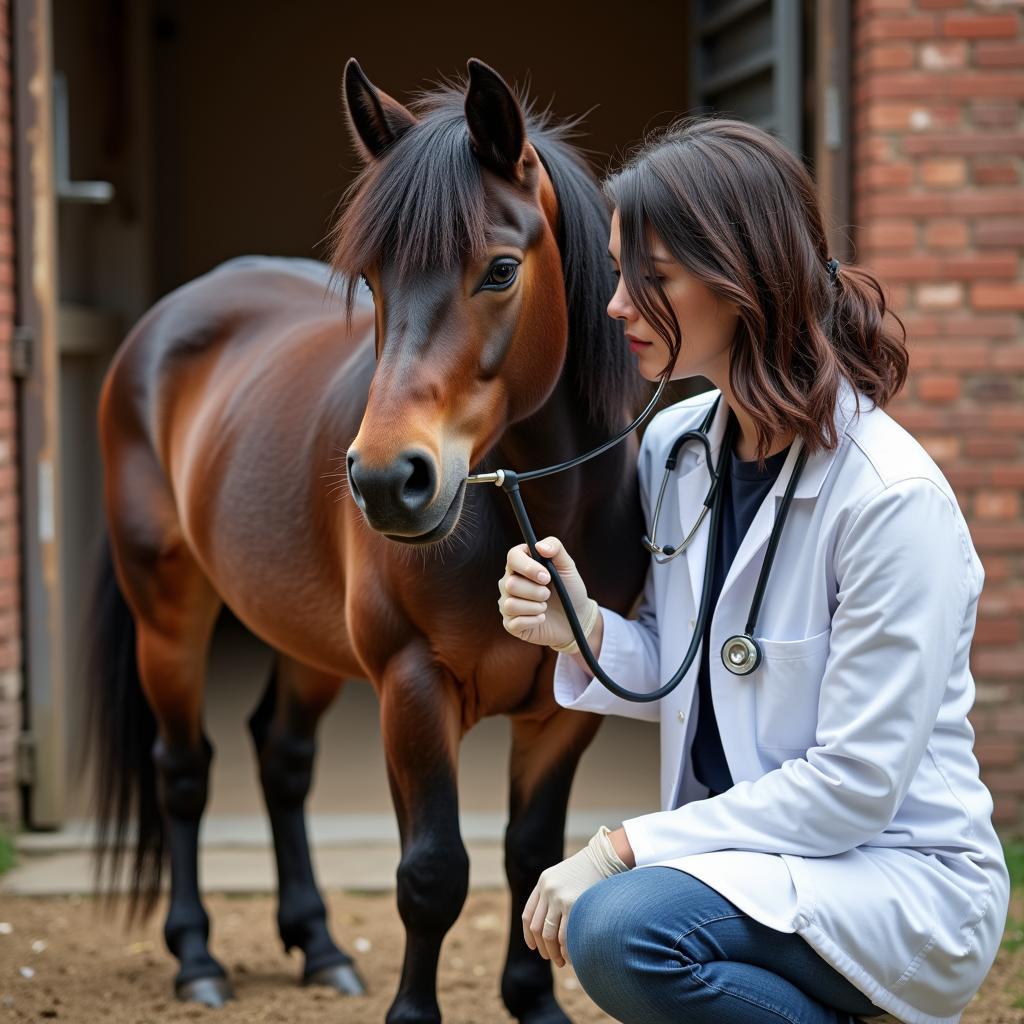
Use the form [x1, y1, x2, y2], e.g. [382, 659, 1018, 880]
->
[246, 655, 366, 995]
[127, 543, 230, 1006]
[501, 708, 602, 1024]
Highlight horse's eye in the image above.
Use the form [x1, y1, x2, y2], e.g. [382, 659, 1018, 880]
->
[482, 259, 519, 291]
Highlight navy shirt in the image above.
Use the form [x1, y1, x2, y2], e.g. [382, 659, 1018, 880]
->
[690, 413, 792, 795]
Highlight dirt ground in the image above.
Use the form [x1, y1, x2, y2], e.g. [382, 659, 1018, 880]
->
[0, 888, 1021, 1023]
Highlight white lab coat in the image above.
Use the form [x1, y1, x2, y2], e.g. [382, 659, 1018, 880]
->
[553, 378, 1010, 1024]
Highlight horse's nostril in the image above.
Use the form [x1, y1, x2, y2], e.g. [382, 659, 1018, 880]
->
[401, 452, 435, 511]
[346, 452, 362, 503]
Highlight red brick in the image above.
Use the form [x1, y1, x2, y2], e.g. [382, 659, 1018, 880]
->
[860, 192, 1024, 217]
[874, 256, 945, 280]
[973, 526, 1024, 552]
[920, 157, 967, 188]
[990, 706, 1024, 734]
[865, 102, 921, 131]
[862, 218, 918, 248]
[975, 219, 1024, 247]
[937, 313, 1018, 337]
[902, 134, 1024, 155]
[992, 347, 1024, 371]
[992, 797, 1020, 826]
[923, 220, 968, 247]
[919, 434, 961, 460]
[942, 253, 1019, 279]
[975, 41, 1024, 68]
[969, 101, 1021, 129]
[975, 741, 1021, 767]
[917, 374, 961, 402]
[861, 161, 916, 190]
[863, 42, 916, 71]
[971, 283, 1024, 310]
[942, 14, 1020, 39]
[973, 160, 1019, 186]
[858, 16, 939, 44]
[976, 491, 1023, 521]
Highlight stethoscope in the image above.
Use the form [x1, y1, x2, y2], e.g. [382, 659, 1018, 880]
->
[466, 376, 809, 703]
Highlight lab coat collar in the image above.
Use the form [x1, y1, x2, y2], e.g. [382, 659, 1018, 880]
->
[673, 376, 868, 619]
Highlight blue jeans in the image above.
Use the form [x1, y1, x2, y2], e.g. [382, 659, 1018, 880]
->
[566, 867, 887, 1024]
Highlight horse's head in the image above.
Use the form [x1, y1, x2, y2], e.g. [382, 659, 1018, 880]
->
[336, 59, 637, 545]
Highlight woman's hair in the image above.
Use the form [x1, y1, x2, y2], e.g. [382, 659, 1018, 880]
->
[603, 115, 908, 464]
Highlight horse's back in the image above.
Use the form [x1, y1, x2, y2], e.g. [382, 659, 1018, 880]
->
[102, 255, 372, 450]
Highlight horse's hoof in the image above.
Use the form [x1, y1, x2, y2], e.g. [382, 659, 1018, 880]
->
[175, 975, 234, 1007]
[303, 961, 368, 995]
[516, 992, 572, 1024]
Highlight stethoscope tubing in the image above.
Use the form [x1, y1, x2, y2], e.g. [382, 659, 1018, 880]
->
[470, 383, 807, 702]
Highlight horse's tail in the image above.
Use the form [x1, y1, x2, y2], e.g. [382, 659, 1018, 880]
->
[82, 529, 163, 919]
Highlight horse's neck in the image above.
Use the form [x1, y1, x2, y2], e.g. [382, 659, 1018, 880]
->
[488, 374, 629, 536]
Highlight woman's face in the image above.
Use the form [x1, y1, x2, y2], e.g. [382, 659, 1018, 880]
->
[606, 209, 739, 383]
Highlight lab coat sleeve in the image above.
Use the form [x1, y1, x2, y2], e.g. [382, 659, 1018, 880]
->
[621, 477, 976, 863]
[551, 418, 665, 723]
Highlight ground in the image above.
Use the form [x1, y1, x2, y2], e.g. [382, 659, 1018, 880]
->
[0, 889, 1022, 1023]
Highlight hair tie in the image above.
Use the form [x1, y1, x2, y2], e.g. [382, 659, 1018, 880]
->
[827, 257, 840, 282]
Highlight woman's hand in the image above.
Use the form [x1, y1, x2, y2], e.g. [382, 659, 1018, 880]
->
[499, 536, 593, 650]
[522, 826, 632, 967]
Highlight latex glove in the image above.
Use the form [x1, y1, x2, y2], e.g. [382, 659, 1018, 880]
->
[522, 826, 630, 967]
[499, 536, 599, 653]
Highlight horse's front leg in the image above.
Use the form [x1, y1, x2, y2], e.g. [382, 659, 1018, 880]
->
[501, 706, 603, 1024]
[247, 656, 366, 994]
[379, 648, 469, 1024]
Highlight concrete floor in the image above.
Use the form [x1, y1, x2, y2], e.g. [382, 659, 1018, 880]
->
[10, 611, 660, 896]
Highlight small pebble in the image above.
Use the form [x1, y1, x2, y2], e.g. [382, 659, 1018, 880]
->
[471, 912, 500, 931]
[0, 922, 12, 935]
[31, 939, 47, 953]
[19, 965, 35, 979]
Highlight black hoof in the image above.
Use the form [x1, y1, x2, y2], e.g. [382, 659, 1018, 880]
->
[302, 961, 368, 995]
[516, 992, 572, 1024]
[175, 975, 234, 1007]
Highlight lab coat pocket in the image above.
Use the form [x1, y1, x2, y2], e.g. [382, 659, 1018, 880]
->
[752, 627, 831, 752]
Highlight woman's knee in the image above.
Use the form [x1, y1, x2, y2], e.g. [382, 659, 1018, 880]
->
[567, 870, 682, 985]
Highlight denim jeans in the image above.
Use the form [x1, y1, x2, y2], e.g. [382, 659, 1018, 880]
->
[566, 866, 888, 1024]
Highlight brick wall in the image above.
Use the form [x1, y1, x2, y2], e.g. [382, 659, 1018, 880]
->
[0, 0, 18, 826]
[852, 1, 1024, 831]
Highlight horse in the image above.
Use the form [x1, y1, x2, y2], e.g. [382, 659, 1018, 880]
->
[85, 57, 649, 1023]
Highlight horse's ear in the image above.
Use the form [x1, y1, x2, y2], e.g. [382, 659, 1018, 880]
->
[343, 58, 417, 161]
[464, 59, 526, 180]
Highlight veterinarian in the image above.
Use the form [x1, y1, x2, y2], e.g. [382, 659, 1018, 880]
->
[497, 117, 1009, 1024]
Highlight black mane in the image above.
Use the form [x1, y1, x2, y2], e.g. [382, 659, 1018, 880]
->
[330, 84, 645, 432]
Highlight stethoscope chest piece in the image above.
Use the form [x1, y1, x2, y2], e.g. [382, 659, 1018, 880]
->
[721, 634, 762, 675]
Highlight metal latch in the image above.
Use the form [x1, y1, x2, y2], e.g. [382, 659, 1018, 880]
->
[11, 326, 32, 378]
[15, 731, 35, 786]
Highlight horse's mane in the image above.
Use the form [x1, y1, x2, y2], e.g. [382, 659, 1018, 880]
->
[329, 82, 645, 432]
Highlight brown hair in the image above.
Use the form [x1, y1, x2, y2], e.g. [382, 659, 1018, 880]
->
[603, 115, 908, 464]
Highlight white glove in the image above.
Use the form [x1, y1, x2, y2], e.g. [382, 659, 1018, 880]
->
[522, 826, 630, 968]
[499, 536, 600, 653]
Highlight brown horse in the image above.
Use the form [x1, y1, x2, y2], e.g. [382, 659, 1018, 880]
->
[85, 58, 649, 1023]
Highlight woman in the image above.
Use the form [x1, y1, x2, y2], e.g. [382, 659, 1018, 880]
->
[497, 117, 1009, 1024]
